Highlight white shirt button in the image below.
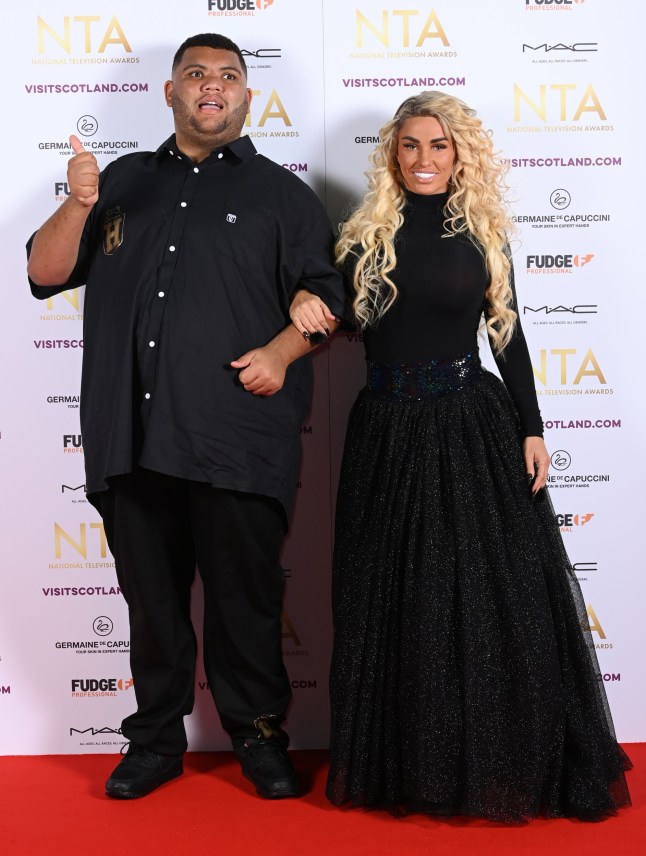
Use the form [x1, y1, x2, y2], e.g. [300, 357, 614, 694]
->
[158, 291, 165, 298]
[218, 153, 223, 159]
[180, 202, 187, 208]
[144, 393, 151, 400]
[169, 150, 174, 156]
[169, 245, 176, 252]
[149, 341, 155, 348]
[193, 167, 199, 173]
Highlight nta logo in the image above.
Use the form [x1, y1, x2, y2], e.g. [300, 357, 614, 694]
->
[514, 84, 605, 122]
[356, 9, 449, 48]
[533, 349, 606, 386]
[244, 89, 292, 128]
[54, 522, 108, 559]
[37, 15, 132, 55]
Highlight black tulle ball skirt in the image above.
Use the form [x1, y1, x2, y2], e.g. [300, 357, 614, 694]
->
[327, 353, 631, 823]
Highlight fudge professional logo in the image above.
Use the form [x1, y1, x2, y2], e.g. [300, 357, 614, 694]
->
[353, 8, 453, 58]
[207, 0, 275, 17]
[556, 512, 594, 529]
[71, 677, 133, 696]
[526, 253, 593, 272]
[35, 14, 134, 61]
[63, 434, 83, 451]
[55, 181, 71, 203]
[525, 0, 587, 9]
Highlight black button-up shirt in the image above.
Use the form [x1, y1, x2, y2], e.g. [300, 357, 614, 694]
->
[28, 135, 348, 516]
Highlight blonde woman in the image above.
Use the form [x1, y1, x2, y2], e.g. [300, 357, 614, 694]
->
[291, 92, 630, 822]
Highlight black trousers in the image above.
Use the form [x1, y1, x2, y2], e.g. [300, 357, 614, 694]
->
[99, 468, 291, 756]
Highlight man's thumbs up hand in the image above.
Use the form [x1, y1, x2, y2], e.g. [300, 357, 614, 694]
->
[68, 134, 100, 207]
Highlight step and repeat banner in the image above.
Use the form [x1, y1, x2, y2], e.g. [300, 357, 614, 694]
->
[1, 0, 643, 754]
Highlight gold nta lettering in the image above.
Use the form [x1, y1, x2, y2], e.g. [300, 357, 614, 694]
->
[356, 9, 449, 48]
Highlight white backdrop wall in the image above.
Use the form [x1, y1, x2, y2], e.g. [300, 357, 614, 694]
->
[1, 0, 643, 754]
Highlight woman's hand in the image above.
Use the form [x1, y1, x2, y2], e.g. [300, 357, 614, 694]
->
[523, 436, 550, 494]
[289, 289, 337, 339]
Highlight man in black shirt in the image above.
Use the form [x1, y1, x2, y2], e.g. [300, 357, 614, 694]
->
[27, 33, 345, 800]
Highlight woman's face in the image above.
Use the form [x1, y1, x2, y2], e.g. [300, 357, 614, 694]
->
[395, 115, 455, 195]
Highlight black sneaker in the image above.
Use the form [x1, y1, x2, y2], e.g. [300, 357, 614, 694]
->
[233, 727, 300, 799]
[105, 742, 183, 799]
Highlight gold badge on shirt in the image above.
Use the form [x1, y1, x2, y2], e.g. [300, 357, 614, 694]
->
[103, 207, 125, 255]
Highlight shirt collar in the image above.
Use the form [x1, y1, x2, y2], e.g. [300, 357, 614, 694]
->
[155, 134, 257, 164]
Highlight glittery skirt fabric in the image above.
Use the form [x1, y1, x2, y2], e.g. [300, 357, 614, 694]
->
[327, 356, 631, 823]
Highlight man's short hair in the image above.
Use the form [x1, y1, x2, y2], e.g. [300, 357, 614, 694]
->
[172, 34, 247, 77]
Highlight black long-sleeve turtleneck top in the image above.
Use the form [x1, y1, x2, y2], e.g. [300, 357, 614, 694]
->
[359, 190, 543, 436]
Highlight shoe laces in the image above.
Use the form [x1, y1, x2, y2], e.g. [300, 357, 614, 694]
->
[118, 741, 160, 769]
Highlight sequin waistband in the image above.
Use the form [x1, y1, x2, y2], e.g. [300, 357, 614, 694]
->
[366, 352, 483, 400]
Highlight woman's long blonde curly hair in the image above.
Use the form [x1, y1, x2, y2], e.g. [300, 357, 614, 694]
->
[337, 91, 516, 353]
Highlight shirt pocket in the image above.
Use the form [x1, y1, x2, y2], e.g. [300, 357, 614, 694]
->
[214, 206, 276, 273]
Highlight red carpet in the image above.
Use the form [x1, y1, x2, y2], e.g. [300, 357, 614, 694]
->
[1, 745, 643, 855]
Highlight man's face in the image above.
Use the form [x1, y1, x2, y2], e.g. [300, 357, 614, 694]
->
[164, 46, 252, 154]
